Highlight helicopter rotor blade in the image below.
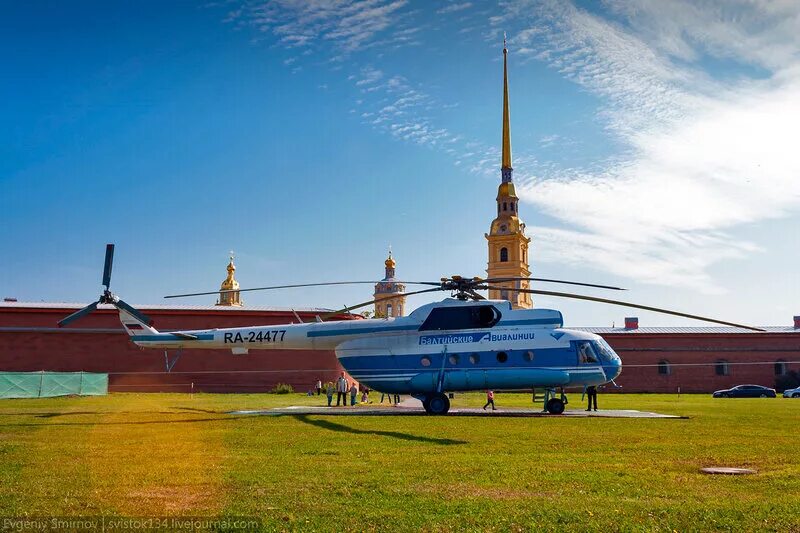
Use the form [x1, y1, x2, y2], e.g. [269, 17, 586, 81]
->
[57, 300, 100, 328]
[164, 280, 442, 299]
[319, 287, 445, 320]
[114, 298, 153, 326]
[101, 244, 115, 290]
[482, 286, 765, 332]
[483, 277, 626, 291]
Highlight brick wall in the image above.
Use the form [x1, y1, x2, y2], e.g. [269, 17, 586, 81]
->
[0, 305, 355, 393]
[601, 333, 800, 393]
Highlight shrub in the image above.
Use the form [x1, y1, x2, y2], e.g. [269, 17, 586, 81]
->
[270, 383, 294, 394]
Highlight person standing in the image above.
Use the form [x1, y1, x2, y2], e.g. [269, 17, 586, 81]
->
[483, 390, 496, 411]
[336, 372, 348, 406]
[325, 382, 335, 407]
[586, 385, 598, 411]
[350, 382, 358, 406]
[315, 379, 322, 396]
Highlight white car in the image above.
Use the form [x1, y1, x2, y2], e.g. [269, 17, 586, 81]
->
[783, 386, 800, 398]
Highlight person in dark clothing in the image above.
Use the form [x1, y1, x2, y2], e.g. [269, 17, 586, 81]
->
[586, 385, 598, 411]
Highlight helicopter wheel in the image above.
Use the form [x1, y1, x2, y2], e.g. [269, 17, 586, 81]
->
[424, 393, 450, 415]
[545, 398, 565, 415]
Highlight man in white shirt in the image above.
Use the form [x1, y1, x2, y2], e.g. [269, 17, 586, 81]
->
[336, 372, 348, 406]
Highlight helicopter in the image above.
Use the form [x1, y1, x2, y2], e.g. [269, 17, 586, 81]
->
[59, 245, 764, 415]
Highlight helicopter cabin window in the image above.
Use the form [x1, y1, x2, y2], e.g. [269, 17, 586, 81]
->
[448, 354, 460, 365]
[469, 353, 480, 365]
[657, 360, 671, 375]
[420, 356, 432, 367]
[500, 248, 508, 262]
[577, 342, 599, 364]
[386, 304, 393, 318]
[419, 305, 501, 331]
[496, 351, 508, 363]
[523, 351, 534, 362]
[774, 360, 787, 376]
[715, 360, 730, 376]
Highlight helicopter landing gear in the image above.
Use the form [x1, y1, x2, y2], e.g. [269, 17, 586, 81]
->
[545, 397, 565, 415]
[423, 393, 450, 415]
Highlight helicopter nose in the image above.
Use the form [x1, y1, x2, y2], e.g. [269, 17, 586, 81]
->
[603, 359, 622, 382]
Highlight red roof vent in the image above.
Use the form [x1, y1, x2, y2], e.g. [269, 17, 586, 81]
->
[794, 316, 800, 329]
[624, 317, 639, 329]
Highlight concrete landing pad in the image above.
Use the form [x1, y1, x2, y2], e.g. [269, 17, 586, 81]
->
[229, 405, 684, 419]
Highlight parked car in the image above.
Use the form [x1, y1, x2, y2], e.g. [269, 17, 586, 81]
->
[783, 386, 800, 398]
[712, 385, 776, 398]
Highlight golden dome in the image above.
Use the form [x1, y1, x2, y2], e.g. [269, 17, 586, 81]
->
[220, 256, 240, 291]
[385, 250, 396, 269]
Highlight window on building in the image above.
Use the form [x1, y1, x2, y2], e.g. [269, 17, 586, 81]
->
[657, 360, 671, 375]
[500, 290, 508, 300]
[775, 360, 787, 376]
[510, 202, 515, 212]
[386, 304, 393, 318]
[500, 248, 508, 262]
[503, 202, 507, 211]
[715, 360, 729, 376]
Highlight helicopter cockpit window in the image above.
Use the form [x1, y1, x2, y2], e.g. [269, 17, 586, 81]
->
[591, 339, 616, 362]
[577, 341, 599, 364]
[419, 305, 501, 331]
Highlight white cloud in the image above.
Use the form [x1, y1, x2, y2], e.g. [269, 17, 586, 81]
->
[437, 2, 472, 15]
[227, 0, 412, 54]
[492, 0, 800, 293]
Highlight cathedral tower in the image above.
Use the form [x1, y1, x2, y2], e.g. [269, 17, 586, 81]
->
[373, 249, 406, 317]
[485, 38, 533, 309]
[216, 255, 243, 307]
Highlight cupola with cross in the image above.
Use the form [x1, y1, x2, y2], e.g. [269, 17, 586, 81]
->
[373, 248, 406, 318]
[216, 253, 243, 307]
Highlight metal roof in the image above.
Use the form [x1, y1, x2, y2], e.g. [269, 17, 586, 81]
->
[574, 326, 800, 334]
[0, 301, 334, 313]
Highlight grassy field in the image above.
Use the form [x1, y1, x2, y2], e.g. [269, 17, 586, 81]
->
[0, 392, 798, 531]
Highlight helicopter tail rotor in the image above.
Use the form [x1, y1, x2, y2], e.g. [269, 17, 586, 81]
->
[58, 244, 152, 328]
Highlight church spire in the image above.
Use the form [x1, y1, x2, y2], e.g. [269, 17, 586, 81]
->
[501, 33, 513, 183]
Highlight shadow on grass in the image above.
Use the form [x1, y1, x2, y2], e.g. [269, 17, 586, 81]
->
[293, 414, 466, 445]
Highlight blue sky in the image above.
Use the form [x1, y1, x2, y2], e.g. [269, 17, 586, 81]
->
[1, 0, 798, 327]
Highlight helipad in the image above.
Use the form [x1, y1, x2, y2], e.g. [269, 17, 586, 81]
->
[229, 405, 684, 418]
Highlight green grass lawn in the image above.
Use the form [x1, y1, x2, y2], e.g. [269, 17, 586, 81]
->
[0, 392, 797, 531]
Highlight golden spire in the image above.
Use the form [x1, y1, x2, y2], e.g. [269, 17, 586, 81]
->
[384, 246, 396, 269]
[502, 33, 512, 173]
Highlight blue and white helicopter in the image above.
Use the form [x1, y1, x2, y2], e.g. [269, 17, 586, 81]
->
[59, 245, 763, 415]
